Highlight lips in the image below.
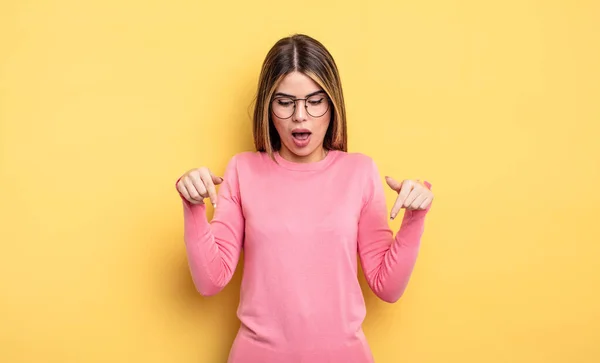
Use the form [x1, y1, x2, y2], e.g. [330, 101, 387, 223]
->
[291, 129, 311, 147]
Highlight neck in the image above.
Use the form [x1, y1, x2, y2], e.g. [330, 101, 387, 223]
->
[278, 145, 327, 163]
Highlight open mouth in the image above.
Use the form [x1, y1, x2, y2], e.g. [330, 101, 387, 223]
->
[292, 131, 311, 140]
[291, 129, 312, 147]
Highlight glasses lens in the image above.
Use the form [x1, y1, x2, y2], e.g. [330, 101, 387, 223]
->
[306, 95, 329, 117]
[272, 97, 295, 119]
[271, 95, 330, 119]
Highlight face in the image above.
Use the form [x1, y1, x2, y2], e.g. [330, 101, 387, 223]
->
[271, 71, 331, 163]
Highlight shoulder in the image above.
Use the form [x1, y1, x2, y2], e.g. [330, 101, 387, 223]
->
[229, 151, 270, 166]
[334, 152, 382, 196]
[229, 151, 257, 163]
[332, 152, 380, 192]
[223, 151, 271, 174]
[334, 152, 382, 204]
[334, 151, 378, 171]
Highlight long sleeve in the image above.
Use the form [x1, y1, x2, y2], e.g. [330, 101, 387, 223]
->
[177, 155, 245, 296]
[357, 159, 432, 303]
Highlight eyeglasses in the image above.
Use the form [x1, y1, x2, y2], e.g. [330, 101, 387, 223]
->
[271, 93, 331, 119]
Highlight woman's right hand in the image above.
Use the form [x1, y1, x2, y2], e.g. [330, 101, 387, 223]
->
[176, 167, 224, 207]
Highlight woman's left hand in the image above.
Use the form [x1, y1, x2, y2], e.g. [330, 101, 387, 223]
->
[385, 177, 434, 220]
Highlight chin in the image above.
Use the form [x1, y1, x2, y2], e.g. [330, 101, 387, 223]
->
[286, 141, 316, 156]
[293, 147, 315, 157]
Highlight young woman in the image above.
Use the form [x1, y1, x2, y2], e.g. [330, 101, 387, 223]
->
[175, 34, 434, 363]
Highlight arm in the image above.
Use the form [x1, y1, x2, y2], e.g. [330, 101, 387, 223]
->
[357, 159, 432, 303]
[177, 155, 244, 296]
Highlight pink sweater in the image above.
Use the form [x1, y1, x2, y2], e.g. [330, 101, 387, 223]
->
[178, 150, 431, 363]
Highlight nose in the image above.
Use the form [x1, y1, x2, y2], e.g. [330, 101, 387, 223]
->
[292, 100, 308, 122]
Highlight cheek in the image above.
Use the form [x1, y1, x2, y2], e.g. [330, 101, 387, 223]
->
[316, 112, 332, 135]
[272, 115, 287, 135]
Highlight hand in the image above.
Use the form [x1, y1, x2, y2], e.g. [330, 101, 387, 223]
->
[385, 177, 433, 220]
[176, 167, 224, 207]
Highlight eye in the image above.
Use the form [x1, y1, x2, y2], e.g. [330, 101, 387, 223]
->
[276, 98, 294, 107]
[307, 97, 324, 105]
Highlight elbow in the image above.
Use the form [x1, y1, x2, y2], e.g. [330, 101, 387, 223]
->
[377, 291, 403, 304]
[372, 284, 408, 304]
[381, 295, 400, 304]
[195, 284, 223, 297]
[192, 275, 226, 296]
[367, 266, 416, 303]
[189, 268, 227, 297]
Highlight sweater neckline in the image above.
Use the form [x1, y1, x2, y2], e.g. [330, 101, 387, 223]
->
[273, 149, 339, 171]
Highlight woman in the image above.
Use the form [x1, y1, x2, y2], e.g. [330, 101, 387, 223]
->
[175, 34, 434, 363]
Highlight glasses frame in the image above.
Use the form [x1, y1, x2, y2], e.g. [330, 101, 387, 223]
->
[270, 93, 331, 119]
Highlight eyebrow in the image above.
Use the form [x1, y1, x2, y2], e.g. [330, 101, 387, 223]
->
[273, 90, 326, 98]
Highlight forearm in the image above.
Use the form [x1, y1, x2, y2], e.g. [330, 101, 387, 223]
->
[182, 200, 238, 296]
[362, 212, 427, 303]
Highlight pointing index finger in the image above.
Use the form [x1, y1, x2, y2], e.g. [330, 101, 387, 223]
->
[199, 169, 218, 208]
[390, 180, 412, 220]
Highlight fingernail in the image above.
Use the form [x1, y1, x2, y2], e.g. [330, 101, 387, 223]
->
[390, 214, 395, 220]
[213, 203, 217, 208]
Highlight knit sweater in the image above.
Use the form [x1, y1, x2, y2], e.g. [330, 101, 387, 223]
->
[177, 150, 431, 363]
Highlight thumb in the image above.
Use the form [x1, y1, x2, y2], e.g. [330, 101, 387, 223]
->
[385, 176, 402, 192]
[211, 173, 224, 185]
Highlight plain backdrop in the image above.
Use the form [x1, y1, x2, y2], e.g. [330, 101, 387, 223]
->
[1, 0, 599, 362]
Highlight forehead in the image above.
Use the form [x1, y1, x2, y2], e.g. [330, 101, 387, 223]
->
[275, 71, 322, 96]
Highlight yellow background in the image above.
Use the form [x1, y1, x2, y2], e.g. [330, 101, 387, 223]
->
[1, 0, 599, 362]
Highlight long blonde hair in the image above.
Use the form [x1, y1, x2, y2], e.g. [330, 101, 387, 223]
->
[252, 34, 348, 156]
